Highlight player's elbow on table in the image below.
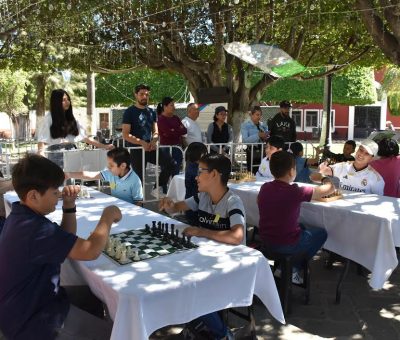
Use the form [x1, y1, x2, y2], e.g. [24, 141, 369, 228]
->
[68, 238, 105, 261]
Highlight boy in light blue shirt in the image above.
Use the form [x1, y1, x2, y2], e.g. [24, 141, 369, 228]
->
[66, 147, 143, 204]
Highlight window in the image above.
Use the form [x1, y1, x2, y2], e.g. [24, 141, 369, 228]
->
[291, 109, 303, 132]
[304, 110, 319, 131]
[99, 113, 109, 129]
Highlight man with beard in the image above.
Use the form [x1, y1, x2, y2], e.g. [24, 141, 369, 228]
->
[122, 84, 175, 198]
[268, 100, 297, 143]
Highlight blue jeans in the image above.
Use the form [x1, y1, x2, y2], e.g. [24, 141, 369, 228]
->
[194, 312, 227, 339]
[268, 225, 327, 268]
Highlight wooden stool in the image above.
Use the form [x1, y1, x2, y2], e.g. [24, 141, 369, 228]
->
[260, 247, 311, 315]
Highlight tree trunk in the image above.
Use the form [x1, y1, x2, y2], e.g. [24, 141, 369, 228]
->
[86, 72, 96, 136]
[35, 74, 46, 117]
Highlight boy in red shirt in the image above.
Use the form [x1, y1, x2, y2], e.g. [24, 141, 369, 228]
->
[257, 151, 335, 283]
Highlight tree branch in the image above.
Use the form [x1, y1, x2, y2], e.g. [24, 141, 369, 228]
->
[299, 46, 372, 80]
[355, 0, 400, 65]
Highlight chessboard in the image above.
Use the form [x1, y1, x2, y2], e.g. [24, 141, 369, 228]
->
[315, 190, 343, 202]
[229, 171, 256, 183]
[103, 221, 198, 265]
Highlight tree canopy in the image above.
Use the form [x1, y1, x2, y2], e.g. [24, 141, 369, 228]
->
[0, 0, 394, 127]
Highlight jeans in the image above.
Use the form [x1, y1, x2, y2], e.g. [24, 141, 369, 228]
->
[161, 146, 183, 177]
[268, 225, 327, 268]
[195, 312, 227, 339]
[130, 147, 175, 193]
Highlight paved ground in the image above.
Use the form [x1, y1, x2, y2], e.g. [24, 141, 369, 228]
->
[147, 248, 400, 340]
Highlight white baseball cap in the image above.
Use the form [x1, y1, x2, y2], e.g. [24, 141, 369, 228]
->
[360, 139, 378, 157]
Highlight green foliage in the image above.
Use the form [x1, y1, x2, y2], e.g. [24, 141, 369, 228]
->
[95, 68, 187, 107]
[261, 67, 377, 105]
[0, 68, 29, 116]
[381, 66, 400, 116]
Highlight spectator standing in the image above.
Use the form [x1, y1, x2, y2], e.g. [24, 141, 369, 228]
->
[182, 103, 203, 146]
[240, 106, 268, 173]
[206, 106, 233, 155]
[37, 89, 113, 167]
[157, 97, 187, 176]
[122, 84, 175, 197]
[268, 100, 297, 142]
[370, 138, 400, 197]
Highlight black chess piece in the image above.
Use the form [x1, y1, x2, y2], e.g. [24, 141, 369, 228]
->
[145, 224, 151, 234]
[171, 224, 175, 236]
[152, 221, 156, 229]
[187, 236, 194, 248]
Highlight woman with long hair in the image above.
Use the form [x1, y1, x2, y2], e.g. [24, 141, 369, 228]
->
[37, 89, 113, 167]
[156, 97, 187, 177]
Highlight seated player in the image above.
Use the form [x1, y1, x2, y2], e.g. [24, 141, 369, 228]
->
[289, 142, 318, 183]
[160, 153, 244, 339]
[184, 142, 208, 225]
[66, 147, 143, 205]
[256, 135, 285, 181]
[312, 139, 384, 195]
[0, 171, 13, 233]
[316, 140, 356, 163]
[370, 138, 400, 198]
[258, 151, 336, 283]
[0, 154, 121, 340]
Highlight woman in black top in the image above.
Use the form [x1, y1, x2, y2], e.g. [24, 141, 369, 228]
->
[206, 106, 233, 154]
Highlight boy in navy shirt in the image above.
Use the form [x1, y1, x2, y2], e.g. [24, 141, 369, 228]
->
[0, 154, 121, 339]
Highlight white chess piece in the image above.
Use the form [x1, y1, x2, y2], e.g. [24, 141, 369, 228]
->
[115, 247, 122, 260]
[108, 247, 115, 257]
[120, 249, 127, 262]
[133, 250, 140, 261]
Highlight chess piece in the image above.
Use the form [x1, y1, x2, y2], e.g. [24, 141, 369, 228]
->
[133, 250, 140, 261]
[120, 248, 127, 262]
[171, 224, 175, 236]
[115, 247, 122, 260]
[145, 224, 151, 233]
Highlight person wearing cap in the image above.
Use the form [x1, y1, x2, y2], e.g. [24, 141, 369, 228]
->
[206, 106, 233, 155]
[240, 105, 269, 173]
[312, 139, 384, 195]
[268, 100, 297, 143]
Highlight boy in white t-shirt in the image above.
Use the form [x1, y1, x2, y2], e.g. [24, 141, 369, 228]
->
[256, 136, 285, 181]
[312, 139, 384, 195]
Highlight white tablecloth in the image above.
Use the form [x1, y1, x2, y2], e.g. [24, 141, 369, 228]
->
[167, 175, 399, 290]
[4, 189, 284, 340]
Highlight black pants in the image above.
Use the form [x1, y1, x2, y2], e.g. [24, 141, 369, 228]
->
[246, 147, 262, 174]
[130, 147, 175, 193]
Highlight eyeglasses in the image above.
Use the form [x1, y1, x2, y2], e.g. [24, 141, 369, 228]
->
[197, 167, 210, 176]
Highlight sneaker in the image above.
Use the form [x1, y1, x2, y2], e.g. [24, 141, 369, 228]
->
[150, 187, 166, 199]
[224, 328, 235, 340]
[292, 270, 304, 285]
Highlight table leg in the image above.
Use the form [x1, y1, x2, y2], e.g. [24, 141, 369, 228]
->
[335, 259, 350, 304]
